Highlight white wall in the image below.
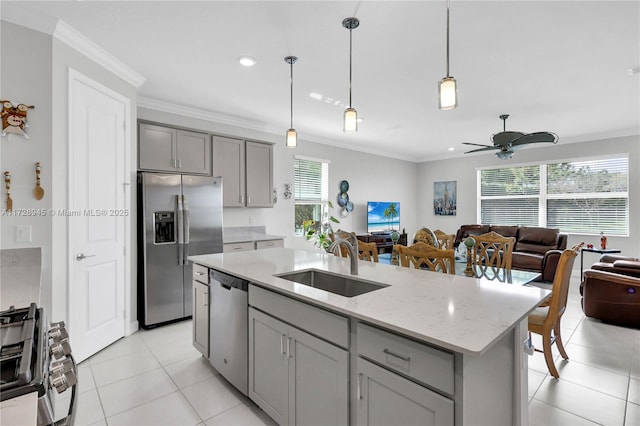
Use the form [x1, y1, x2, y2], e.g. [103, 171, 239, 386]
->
[1, 21, 53, 311]
[417, 135, 640, 261]
[137, 108, 420, 248]
[1, 21, 139, 327]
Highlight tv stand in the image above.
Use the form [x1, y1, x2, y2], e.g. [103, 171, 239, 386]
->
[357, 232, 407, 253]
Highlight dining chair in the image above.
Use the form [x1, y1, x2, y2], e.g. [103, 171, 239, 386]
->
[528, 242, 583, 379]
[472, 231, 516, 271]
[412, 227, 439, 248]
[434, 229, 455, 250]
[357, 241, 379, 263]
[396, 242, 455, 274]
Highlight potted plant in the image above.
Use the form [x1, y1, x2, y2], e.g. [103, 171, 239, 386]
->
[302, 201, 340, 251]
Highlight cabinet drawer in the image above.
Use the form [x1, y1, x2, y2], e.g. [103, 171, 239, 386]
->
[249, 284, 349, 349]
[255, 239, 284, 250]
[357, 323, 454, 395]
[192, 264, 209, 284]
[223, 242, 255, 252]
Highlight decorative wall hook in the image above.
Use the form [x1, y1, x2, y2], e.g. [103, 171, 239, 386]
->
[4, 171, 13, 211]
[1, 100, 35, 139]
[34, 162, 44, 200]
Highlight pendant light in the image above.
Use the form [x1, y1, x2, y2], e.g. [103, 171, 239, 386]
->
[439, 0, 458, 110]
[284, 56, 298, 147]
[342, 17, 359, 133]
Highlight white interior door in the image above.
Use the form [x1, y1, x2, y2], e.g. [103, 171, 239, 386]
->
[68, 69, 129, 362]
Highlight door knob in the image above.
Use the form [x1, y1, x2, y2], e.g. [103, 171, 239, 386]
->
[76, 253, 96, 261]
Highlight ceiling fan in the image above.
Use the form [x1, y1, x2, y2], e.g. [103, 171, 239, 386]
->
[463, 114, 558, 159]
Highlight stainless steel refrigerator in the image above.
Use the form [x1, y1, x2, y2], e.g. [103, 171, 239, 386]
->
[138, 172, 223, 328]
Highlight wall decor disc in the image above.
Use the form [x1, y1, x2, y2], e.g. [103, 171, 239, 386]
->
[346, 201, 354, 212]
[339, 180, 349, 193]
[340, 207, 349, 218]
[337, 192, 349, 207]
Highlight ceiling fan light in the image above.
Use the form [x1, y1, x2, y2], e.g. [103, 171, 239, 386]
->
[496, 150, 514, 160]
[439, 76, 458, 110]
[344, 107, 358, 133]
[286, 128, 297, 147]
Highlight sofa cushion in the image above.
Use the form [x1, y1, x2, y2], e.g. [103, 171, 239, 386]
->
[613, 260, 640, 270]
[454, 224, 490, 246]
[518, 226, 559, 246]
[489, 225, 518, 238]
[512, 252, 544, 271]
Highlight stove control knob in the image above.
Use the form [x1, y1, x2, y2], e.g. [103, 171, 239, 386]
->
[49, 326, 69, 342]
[50, 339, 72, 359]
[50, 321, 66, 329]
[50, 368, 77, 393]
[50, 358, 74, 375]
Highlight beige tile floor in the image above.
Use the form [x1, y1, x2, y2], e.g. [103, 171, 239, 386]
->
[56, 272, 640, 425]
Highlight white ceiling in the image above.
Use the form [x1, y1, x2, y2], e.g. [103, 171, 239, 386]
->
[3, 1, 639, 162]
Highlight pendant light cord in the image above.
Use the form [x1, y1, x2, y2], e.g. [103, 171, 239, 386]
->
[446, 0, 450, 77]
[290, 60, 294, 128]
[349, 27, 353, 108]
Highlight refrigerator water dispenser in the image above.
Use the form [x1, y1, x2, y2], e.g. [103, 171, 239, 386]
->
[154, 211, 175, 243]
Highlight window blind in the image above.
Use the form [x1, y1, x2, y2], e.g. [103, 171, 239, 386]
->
[294, 158, 329, 202]
[478, 155, 629, 236]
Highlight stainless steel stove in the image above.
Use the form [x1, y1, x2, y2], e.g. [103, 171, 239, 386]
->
[0, 303, 77, 425]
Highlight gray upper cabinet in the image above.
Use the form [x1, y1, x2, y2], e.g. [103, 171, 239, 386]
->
[212, 136, 245, 207]
[139, 123, 211, 175]
[212, 136, 273, 208]
[245, 141, 273, 207]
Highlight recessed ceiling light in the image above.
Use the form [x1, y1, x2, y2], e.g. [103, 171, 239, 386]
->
[448, 147, 455, 151]
[238, 56, 256, 67]
[627, 66, 640, 75]
[357, 117, 364, 123]
[309, 92, 323, 100]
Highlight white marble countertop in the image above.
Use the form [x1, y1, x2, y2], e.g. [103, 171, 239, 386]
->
[189, 248, 550, 356]
[223, 232, 285, 244]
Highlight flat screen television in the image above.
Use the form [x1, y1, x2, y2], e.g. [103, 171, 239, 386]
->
[367, 201, 400, 233]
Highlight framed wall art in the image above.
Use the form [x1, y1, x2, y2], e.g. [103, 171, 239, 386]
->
[434, 180, 456, 216]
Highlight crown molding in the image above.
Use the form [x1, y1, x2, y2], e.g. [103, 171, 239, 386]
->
[137, 96, 269, 132]
[53, 20, 145, 88]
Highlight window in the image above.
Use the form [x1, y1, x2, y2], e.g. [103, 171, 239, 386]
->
[479, 155, 629, 236]
[294, 156, 329, 235]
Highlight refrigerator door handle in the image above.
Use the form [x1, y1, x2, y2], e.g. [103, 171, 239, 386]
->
[183, 194, 190, 264]
[177, 194, 184, 266]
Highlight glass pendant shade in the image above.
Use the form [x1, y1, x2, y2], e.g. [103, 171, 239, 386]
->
[343, 108, 358, 133]
[286, 128, 297, 147]
[438, 76, 458, 110]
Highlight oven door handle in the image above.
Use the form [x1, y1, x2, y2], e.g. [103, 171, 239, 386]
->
[53, 354, 78, 426]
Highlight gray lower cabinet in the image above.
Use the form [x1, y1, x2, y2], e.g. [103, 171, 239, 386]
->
[356, 358, 454, 425]
[192, 280, 209, 357]
[249, 307, 349, 426]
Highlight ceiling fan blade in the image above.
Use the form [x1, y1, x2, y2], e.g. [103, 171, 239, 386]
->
[511, 132, 559, 147]
[462, 142, 492, 148]
[491, 131, 525, 147]
[464, 146, 499, 154]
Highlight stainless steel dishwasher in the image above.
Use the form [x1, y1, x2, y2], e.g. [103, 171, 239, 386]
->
[209, 269, 248, 396]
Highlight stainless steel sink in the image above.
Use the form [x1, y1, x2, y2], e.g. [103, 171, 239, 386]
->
[275, 269, 389, 297]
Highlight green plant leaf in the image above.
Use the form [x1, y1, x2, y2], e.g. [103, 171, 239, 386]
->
[329, 216, 340, 223]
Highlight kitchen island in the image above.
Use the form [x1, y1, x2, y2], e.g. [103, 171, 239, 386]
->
[190, 248, 550, 425]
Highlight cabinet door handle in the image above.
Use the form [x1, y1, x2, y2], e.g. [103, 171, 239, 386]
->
[240, 195, 244, 204]
[287, 337, 293, 358]
[177, 159, 182, 168]
[280, 334, 287, 355]
[247, 195, 251, 206]
[383, 348, 411, 363]
[202, 292, 208, 307]
[195, 271, 205, 276]
[357, 373, 364, 400]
